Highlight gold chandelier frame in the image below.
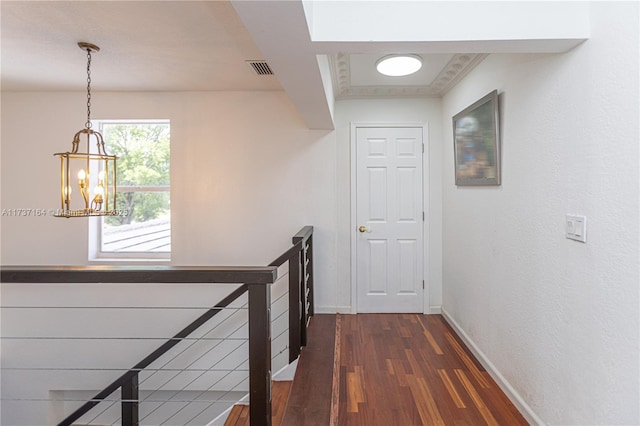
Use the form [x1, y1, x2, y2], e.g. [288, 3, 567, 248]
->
[54, 42, 118, 218]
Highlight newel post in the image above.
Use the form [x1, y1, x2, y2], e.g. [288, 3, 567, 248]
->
[248, 283, 272, 426]
[288, 248, 302, 363]
[121, 372, 139, 426]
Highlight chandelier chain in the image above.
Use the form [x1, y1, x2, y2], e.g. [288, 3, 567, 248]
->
[85, 48, 92, 129]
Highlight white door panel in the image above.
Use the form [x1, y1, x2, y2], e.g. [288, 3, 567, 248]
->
[356, 127, 424, 313]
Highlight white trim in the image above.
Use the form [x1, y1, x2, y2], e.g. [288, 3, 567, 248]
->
[350, 123, 358, 314]
[315, 305, 353, 314]
[422, 123, 430, 315]
[350, 122, 429, 314]
[441, 308, 545, 426]
[207, 395, 249, 426]
[273, 358, 298, 381]
[428, 305, 442, 314]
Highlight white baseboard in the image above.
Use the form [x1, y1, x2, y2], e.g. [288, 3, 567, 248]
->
[441, 308, 545, 426]
[273, 358, 298, 381]
[317, 306, 442, 314]
[428, 305, 442, 314]
[315, 305, 352, 314]
[207, 393, 249, 426]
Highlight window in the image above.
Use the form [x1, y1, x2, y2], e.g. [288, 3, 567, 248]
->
[90, 120, 170, 260]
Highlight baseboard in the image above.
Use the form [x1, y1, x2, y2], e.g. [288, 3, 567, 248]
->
[205, 392, 249, 426]
[441, 308, 545, 426]
[315, 305, 352, 314]
[318, 305, 442, 314]
[273, 358, 298, 381]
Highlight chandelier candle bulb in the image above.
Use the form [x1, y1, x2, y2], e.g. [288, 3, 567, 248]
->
[78, 169, 86, 186]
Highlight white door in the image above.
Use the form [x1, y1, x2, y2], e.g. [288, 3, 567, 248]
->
[356, 126, 424, 313]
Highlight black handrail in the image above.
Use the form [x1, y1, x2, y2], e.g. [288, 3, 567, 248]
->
[0, 265, 277, 284]
[1, 226, 314, 426]
[270, 225, 314, 360]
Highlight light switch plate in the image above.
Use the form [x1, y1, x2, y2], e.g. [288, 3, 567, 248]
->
[566, 214, 587, 243]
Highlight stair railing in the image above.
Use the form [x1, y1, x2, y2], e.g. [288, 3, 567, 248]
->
[1, 226, 314, 426]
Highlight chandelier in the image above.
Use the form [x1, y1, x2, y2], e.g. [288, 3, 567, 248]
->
[54, 42, 118, 218]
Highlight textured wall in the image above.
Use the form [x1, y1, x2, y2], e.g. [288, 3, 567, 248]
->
[441, 3, 639, 425]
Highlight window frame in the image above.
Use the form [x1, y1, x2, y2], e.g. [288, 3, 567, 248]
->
[88, 119, 171, 263]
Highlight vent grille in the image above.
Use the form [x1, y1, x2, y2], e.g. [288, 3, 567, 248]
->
[247, 60, 274, 76]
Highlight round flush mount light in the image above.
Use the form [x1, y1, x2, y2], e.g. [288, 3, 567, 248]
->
[376, 54, 423, 77]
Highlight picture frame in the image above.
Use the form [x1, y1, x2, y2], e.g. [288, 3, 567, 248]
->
[452, 90, 501, 186]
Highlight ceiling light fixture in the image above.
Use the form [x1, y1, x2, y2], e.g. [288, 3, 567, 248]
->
[376, 54, 423, 77]
[54, 42, 118, 218]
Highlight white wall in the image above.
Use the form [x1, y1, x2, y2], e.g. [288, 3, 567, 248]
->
[1, 90, 337, 280]
[441, 3, 639, 425]
[333, 98, 443, 313]
[0, 92, 444, 314]
[1, 90, 339, 424]
[0, 89, 340, 416]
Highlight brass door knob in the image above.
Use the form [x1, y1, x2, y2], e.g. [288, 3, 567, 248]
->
[359, 225, 367, 233]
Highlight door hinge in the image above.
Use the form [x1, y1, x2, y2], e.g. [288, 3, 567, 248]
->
[422, 143, 425, 154]
[423, 211, 425, 221]
[422, 280, 425, 289]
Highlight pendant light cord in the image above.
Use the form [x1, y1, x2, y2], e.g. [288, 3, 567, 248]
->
[85, 48, 92, 129]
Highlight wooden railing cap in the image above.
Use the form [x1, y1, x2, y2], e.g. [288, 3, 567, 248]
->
[0, 265, 278, 284]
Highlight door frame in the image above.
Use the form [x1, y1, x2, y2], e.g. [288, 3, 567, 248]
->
[350, 122, 430, 314]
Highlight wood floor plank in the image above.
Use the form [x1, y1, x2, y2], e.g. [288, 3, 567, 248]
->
[271, 381, 292, 426]
[438, 368, 467, 408]
[406, 375, 446, 426]
[445, 331, 491, 388]
[223, 381, 290, 426]
[455, 369, 500, 426]
[346, 365, 366, 413]
[223, 404, 248, 426]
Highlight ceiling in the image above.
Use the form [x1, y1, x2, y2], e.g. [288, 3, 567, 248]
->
[1, 1, 588, 129]
[0, 1, 282, 92]
[1, 1, 482, 94]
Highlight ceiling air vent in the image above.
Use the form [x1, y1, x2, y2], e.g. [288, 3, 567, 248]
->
[247, 60, 274, 76]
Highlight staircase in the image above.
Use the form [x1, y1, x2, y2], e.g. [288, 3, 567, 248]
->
[224, 314, 337, 426]
[224, 381, 291, 426]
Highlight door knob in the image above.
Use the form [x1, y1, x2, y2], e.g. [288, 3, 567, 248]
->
[359, 225, 367, 233]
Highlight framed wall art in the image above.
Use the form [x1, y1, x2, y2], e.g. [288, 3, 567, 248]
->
[452, 90, 501, 186]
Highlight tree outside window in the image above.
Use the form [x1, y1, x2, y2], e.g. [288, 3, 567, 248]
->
[98, 121, 170, 255]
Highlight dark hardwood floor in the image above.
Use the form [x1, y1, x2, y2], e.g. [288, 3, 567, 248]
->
[224, 380, 292, 426]
[337, 314, 528, 426]
[227, 313, 528, 425]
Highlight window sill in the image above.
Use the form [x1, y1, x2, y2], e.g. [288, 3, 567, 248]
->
[89, 257, 171, 265]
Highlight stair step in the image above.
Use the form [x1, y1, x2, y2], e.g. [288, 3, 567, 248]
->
[224, 404, 249, 426]
[282, 315, 336, 425]
[224, 380, 292, 426]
